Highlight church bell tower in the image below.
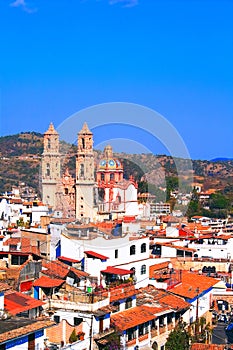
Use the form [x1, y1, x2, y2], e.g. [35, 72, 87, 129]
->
[41, 123, 60, 208]
[75, 122, 95, 220]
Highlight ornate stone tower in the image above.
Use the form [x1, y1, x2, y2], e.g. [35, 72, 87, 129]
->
[75, 122, 95, 220]
[41, 123, 61, 208]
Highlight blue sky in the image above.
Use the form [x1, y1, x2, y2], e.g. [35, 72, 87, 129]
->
[0, 0, 232, 160]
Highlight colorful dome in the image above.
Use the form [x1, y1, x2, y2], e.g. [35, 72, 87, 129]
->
[98, 145, 123, 171]
[99, 158, 122, 170]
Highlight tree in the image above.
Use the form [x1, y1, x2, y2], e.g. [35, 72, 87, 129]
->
[69, 329, 78, 343]
[165, 324, 190, 350]
[209, 192, 230, 210]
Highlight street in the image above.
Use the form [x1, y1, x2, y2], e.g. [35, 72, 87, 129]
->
[212, 322, 228, 345]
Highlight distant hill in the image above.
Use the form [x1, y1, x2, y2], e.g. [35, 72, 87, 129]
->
[211, 158, 233, 162]
[0, 132, 233, 197]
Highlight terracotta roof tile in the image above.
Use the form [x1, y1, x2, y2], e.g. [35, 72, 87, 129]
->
[0, 318, 55, 343]
[149, 262, 169, 279]
[4, 291, 44, 315]
[137, 286, 190, 312]
[85, 251, 109, 260]
[111, 306, 156, 331]
[58, 256, 80, 263]
[110, 285, 137, 303]
[70, 267, 89, 278]
[170, 271, 219, 299]
[190, 344, 226, 350]
[0, 282, 12, 292]
[42, 260, 68, 279]
[101, 266, 132, 275]
[33, 275, 65, 288]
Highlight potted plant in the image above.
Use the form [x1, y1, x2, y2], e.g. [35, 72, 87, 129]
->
[78, 331, 85, 340]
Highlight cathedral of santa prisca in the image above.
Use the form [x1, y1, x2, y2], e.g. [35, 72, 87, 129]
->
[41, 122, 139, 221]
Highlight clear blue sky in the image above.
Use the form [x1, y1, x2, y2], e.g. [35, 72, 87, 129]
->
[0, 0, 232, 160]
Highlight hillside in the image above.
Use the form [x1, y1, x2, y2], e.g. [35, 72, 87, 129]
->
[0, 133, 233, 198]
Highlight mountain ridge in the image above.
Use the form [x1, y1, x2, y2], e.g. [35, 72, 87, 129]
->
[0, 132, 233, 197]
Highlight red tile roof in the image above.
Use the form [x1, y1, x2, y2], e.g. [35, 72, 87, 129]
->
[0, 282, 12, 292]
[3, 237, 20, 246]
[149, 262, 169, 279]
[111, 306, 156, 331]
[100, 284, 137, 302]
[0, 318, 55, 343]
[101, 266, 132, 276]
[33, 275, 65, 288]
[190, 344, 226, 350]
[42, 259, 89, 279]
[42, 260, 68, 279]
[4, 291, 44, 315]
[70, 267, 89, 278]
[85, 251, 109, 260]
[137, 286, 190, 313]
[58, 256, 80, 263]
[170, 271, 219, 299]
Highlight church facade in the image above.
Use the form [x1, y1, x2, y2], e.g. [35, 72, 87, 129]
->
[41, 122, 139, 221]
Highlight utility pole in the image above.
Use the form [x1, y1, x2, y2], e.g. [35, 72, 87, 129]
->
[195, 287, 200, 338]
[89, 315, 93, 350]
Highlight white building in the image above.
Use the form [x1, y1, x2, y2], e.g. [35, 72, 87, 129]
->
[59, 228, 151, 289]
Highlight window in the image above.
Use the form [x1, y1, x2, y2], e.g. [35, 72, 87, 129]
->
[80, 164, 84, 177]
[141, 243, 146, 253]
[130, 267, 135, 275]
[138, 323, 149, 336]
[110, 173, 114, 180]
[141, 264, 146, 275]
[74, 317, 83, 326]
[130, 245, 136, 255]
[65, 188, 68, 195]
[125, 297, 132, 309]
[54, 315, 60, 323]
[101, 173, 105, 181]
[115, 249, 118, 259]
[127, 327, 136, 341]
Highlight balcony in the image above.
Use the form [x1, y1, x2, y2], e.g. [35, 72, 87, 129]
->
[126, 338, 136, 346]
[94, 328, 115, 340]
[138, 333, 149, 342]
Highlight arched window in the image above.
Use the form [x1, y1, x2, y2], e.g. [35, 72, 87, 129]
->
[141, 264, 146, 275]
[130, 245, 136, 255]
[64, 188, 68, 195]
[46, 163, 50, 177]
[141, 243, 146, 253]
[130, 267, 135, 275]
[125, 297, 132, 309]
